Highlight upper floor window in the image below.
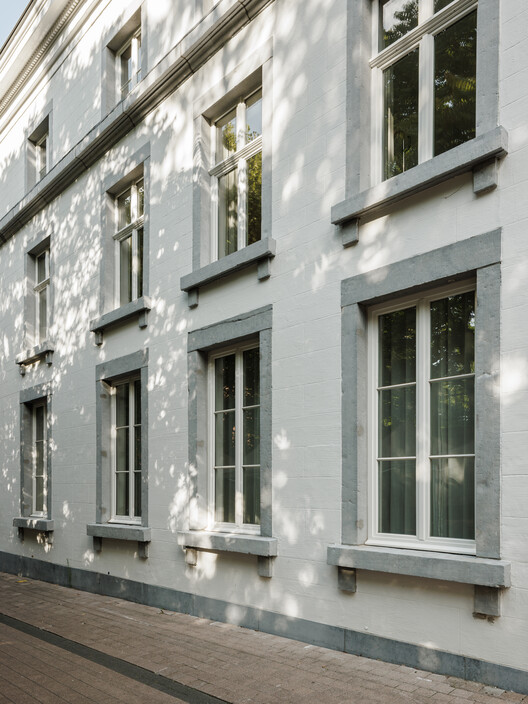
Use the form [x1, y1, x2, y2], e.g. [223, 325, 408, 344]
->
[375, 0, 476, 180]
[369, 282, 475, 553]
[211, 89, 262, 260]
[28, 115, 50, 186]
[118, 29, 142, 99]
[114, 176, 144, 306]
[34, 248, 50, 344]
[210, 344, 260, 530]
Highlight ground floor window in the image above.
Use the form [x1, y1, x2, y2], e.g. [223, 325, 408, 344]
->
[369, 281, 476, 553]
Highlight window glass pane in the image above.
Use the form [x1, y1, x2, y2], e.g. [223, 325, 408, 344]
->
[247, 152, 262, 246]
[379, 387, 416, 458]
[38, 140, 47, 179]
[430, 291, 475, 379]
[384, 49, 419, 179]
[134, 468, 142, 517]
[218, 168, 238, 258]
[246, 91, 262, 142]
[116, 427, 129, 472]
[116, 472, 129, 516]
[120, 236, 132, 305]
[117, 188, 132, 229]
[134, 380, 141, 425]
[136, 34, 142, 82]
[243, 348, 260, 406]
[243, 407, 260, 466]
[215, 411, 236, 467]
[120, 43, 132, 96]
[134, 425, 141, 473]
[379, 307, 416, 387]
[137, 228, 143, 298]
[430, 378, 475, 456]
[35, 405, 45, 442]
[431, 457, 474, 539]
[216, 109, 237, 161]
[37, 253, 47, 283]
[35, 441, 44, 477]
[39, 288, 47, 342]
[379, 0, 418, 49]
[378, 459, 416, 534]
[137, 179, 144, 217]
[116, 384, 129, 428]
[434, 11, 476, 157]
[215, 355, 236, 410]
[243, 467, 260, 525]
[215, 467, 235, 523]
[35, 476, 44, 513]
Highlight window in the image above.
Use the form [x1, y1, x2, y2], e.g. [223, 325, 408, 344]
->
[35, 133, 48, 181]
[16, 384, 53, 532]
[112, 378, 142, 522]
[117, 29, 142, 99]
[374, 0, 476, 180]
[369, 282, 475, 553]
[210, 344, 260, 530]
[211, 89, 262, 260]
[31, 401, 48, 517]
[34, 248, 50, 344]
[27, 114, 50, 188]
[114, 176, 144, 306]
[92, 350, 149, 535]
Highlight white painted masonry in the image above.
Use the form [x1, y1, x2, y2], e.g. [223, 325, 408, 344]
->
[0, 0, 527, 692]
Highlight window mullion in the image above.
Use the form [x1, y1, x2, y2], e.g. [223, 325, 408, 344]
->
[420, 0, 434, 24]
[369, 312, 379, 539]
[416, 300, 430, 542]
[235, 352, 243, 526]
[418, 34, 434, 164]
[128, 382, 135, 519]
[131, 228, 138, 300]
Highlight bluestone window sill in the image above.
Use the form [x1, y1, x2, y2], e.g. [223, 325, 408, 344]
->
[13, 517, 54, 532]
[178, 530, 278, 557]
[90, 296, 151, 344]
[180, 238, 276, 306]
[331, 127, 508, 240]
[327, 544, 511, 588]
[16, 341, 54, 370]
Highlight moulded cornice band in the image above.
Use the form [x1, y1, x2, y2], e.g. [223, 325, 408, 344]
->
[0, 0, 275, 247]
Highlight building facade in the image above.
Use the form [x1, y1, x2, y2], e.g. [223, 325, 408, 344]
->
[0, 0, 527, 693]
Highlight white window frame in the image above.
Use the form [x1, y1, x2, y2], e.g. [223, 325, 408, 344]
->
[117, 29, 142, 100]
[31, 401, 47, 517]
[367, 279, 476, 555]
[208, 341, 260, 534]
[34, 249, 50, 345]
[370, 0, 478, 184]
[110, 377, 141, 524]
[113, 177, 144, 307]
[210, 89, 262, 261]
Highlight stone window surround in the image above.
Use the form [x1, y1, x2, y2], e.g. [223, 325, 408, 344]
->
[328, 229, 510, 617]
[90, 142, 151, 344]
[101, 3, 148, 118]
[13, 382, 54, 540]
[178, 305, 276, 577]
[180, 39, 274, 307]
[331, 0, 505, 246]
[25, 101, 53, 193]
[16, 231, 54, 374]
[87, 349, 150, 558]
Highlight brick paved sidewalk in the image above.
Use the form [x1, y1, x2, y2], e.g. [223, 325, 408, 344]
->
[0, 572, 526, 704]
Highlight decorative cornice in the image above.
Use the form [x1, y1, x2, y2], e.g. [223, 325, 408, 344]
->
[0, 0, 83, 118]
[0, 0, 275, 247]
